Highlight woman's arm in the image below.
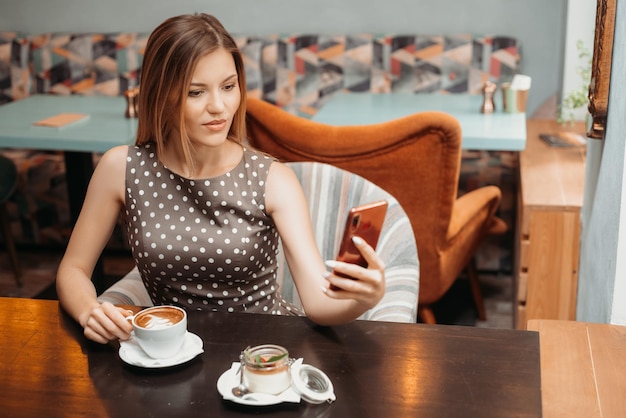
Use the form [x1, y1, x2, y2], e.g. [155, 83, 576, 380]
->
[265, 162, 385, 325]
[56, 145, 134, 343]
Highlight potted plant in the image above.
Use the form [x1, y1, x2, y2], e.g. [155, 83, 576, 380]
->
[558, 40, 592, 125]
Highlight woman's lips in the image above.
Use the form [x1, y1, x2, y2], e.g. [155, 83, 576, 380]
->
[204, 120, 227, 131]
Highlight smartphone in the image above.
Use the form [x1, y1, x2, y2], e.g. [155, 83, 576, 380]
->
[336, 200, 388, 268]
[539, 133, 572, 147]
[539, 133, 584, 147]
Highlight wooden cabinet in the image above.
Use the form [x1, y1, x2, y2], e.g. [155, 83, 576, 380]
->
[514, 120, 586, 329]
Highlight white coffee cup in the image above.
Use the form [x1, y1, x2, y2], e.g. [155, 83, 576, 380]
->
[130, 305, 187, 359]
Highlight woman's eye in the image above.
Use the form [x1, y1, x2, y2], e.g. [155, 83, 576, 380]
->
[223, 83, 236, 91]
[188, 90, 203, 97]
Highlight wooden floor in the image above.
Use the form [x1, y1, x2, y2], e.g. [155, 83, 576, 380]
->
[0, 247, 514, 328]
[430, 271, 514, 329]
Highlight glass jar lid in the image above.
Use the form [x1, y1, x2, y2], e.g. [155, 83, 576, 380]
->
[290, 359, 336, 404]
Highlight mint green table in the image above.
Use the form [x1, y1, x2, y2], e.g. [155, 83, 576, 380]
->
[312, 93, 527, 151]
[0, 95, 137, 292]
[0, 94, 136, 152]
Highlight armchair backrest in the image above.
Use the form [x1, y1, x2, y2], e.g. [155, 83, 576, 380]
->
[245, 97, 462, 286]
[279, 162, 419, 323]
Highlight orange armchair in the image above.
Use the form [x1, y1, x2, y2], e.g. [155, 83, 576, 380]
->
[245, 97, 507, 324]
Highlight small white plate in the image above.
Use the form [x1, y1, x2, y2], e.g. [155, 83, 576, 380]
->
[217, 362, 301, 406]
[119, 331, 204, 368]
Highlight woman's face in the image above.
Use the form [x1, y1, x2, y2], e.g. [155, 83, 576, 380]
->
[183, 49, 241, 148]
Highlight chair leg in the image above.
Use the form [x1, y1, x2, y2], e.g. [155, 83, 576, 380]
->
[467, 258, 486, 321]
[418, 306, 437, 324]
[0, 203, 22, 287]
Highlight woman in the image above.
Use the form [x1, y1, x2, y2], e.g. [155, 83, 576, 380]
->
[57, 13, 385, 344]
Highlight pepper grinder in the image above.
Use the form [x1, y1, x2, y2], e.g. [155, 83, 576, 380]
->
[480, 81, 496, 114]
[124, 87, 140, 118]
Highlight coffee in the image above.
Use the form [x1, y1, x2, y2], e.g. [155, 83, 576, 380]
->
[135, 307, 184, 329]
[131, 305, 188, 359]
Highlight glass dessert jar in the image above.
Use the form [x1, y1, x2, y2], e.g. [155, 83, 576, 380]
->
[241, 344, 291, 395]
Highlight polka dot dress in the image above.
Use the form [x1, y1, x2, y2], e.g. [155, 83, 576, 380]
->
[123, 143, 301, 315]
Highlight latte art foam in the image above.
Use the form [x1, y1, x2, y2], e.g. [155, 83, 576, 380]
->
[134, 307, 185, 330]
[130, 306, 187, 359]
[140, 314, 175, 329]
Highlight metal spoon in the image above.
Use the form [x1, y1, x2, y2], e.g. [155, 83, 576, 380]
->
[231, 364, 250, 398]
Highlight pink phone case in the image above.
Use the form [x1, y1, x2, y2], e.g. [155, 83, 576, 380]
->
[336, 200, 388, 267]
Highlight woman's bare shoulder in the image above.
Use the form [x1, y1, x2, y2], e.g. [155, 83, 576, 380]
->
[97, 145, 130, 170]
[267, 159, 298, 184]
[265, 160, 305, 213]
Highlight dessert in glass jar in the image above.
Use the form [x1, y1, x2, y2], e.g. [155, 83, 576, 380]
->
[241, 344, 291, 395]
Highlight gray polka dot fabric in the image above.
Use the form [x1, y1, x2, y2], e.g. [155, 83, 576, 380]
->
[123, 143, 301, 315]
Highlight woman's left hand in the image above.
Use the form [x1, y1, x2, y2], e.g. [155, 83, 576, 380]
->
[322, 236, 385, 309]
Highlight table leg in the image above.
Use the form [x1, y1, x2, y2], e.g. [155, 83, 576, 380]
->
[63, 151, 106, 294]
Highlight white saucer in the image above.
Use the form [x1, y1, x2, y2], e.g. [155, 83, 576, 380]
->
[217, 362, 301, 406]
[119, 331, 204, 368]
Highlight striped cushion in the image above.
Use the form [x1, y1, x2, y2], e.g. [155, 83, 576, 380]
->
[96, 272, 153, 307]
[99, 162, 419, 323]
[280, 162, 419, 322]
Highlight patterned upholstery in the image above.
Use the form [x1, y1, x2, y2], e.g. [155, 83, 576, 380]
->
[1, 32, 519, 114]
[98, 161, 420, 323]
[256, 34, 520, 117]
[29, 33, 148, 96]
[26, 33, 265, 98]
[0, 32, 30, 104]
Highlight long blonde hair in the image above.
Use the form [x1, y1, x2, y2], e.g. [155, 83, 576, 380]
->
[135, 13, 247, 172]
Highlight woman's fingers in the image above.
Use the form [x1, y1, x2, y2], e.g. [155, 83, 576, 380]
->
[83, 302, 133, 343]
[320, 235, 386, 308]
[322, 262, 385, 308]
[351, 236, 385, 270]
[103, 302, 134, 334]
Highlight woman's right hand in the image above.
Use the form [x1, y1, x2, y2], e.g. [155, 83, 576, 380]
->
[78, 301, 134, 344]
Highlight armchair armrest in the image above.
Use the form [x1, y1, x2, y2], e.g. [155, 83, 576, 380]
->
[446, 186, 507, 244]
[97, 266, 153, 307]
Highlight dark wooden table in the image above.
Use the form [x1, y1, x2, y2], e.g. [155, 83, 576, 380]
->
[1, 297, 542, 417]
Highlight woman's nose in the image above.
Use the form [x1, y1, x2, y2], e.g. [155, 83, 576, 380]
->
[205, 93, 226, 114]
